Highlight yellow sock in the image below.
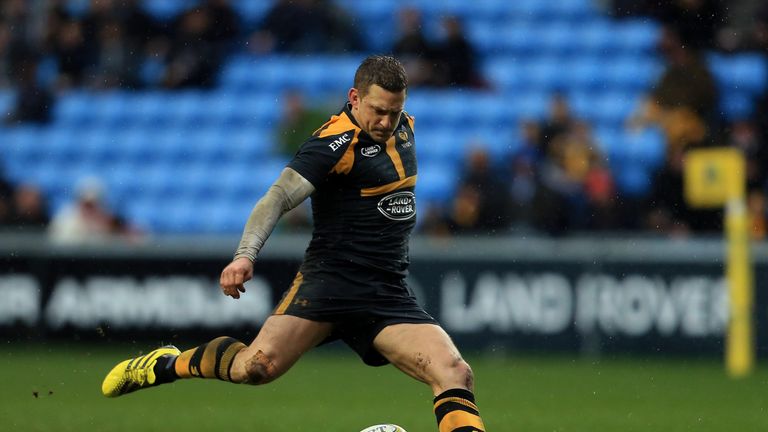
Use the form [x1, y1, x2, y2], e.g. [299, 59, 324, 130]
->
[433, 388, 486, 432]
[174, 336, 246, 381]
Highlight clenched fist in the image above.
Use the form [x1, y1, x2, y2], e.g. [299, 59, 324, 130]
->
[220, 257, 254, 299]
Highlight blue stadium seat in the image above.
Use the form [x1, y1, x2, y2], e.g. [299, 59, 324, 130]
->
[74, 125, 119, 165]
[0, 126, 47, 182]
[227, 125, 278, 160]
[613, 162, 654, 197]
[140, 0, 194, 21]
[562, 57, 604, 90]
[708, 53, 768, 94]
[617, 128, 666, 169]
[218, 56, 257, 91]
[158, 198, 204, 233]
[482, 57, 524, 92]
[54, 91, 95, 126]
[591, 91, 641, 126]
[230, 1, 272, 24]
[466, 22, 503, 55]
[415, 129, 466, 165]
[574, 20, 620, 54]
[88, 92, 130, 127]
[497, 22, 539, 54]
[719, 91, 755, 121]
[593, 127, 623, 156]
[0, 89, 15, 117]
[509, 0, 592, 20]
[127, 92, 175, 126]
[416, 161, 458, 204]
[523, 56, 567, 91]
[166, 91, 208, 127]
[614, 19, 661, 52]
[509, 91, 550, 119]
[603, 55, 663, 91]
[538, 22, 578, 55]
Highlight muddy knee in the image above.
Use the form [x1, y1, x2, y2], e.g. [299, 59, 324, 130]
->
[242, 350, 278, 385]
[444, 357, 474, 391]
[455, 360, 474, 390]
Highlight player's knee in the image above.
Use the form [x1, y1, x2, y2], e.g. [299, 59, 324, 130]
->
[453, 359, 475, 390]
[236, 350, 279, 385]
[441, 356, 474, 391]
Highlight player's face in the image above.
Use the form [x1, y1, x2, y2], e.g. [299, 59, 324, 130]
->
[349, 84, 406, 143]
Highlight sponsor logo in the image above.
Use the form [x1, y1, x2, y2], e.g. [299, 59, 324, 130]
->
[398, 129, 408, 141]
[377, 191, 416, 221]
[360, 144, 381, 157]
[328, 133, 350, 151]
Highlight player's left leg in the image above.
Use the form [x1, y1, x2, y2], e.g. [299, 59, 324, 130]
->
[373, 323, 486, 432]
[102, 315, 332, 397]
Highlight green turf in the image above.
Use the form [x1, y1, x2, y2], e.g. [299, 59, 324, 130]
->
[1, 344, 767, 431]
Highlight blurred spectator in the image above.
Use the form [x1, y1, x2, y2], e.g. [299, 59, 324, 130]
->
[583, 155, 619, 231]
[50, 17, 90, 88]
[90, 18, 138, 88]
[392, 7, 435, 87]
[748, 189, 767, 240]
[507, 153, 539, 230]
[8, 184, 49, 230]
[80, 0, 155, 89]
[726, 119, 767, 190]
[506, 121, 543, 229]
[277, 90, 330, 156]
[48, 177, 137, 244]
[629, 27, 718, 154]
[645, 147, 722, 235]
[540, 94, 576, 157]
[753, 4, 768, 52]
[201, 0, 240, 46]
[420, 147, 510, 235]
[609, 0, 655, 18]
[0, 170, 14, 226]
[448, 147, 510, 234]
[0, 1, 29, 88]
[162, 7, 222, 89]
[432, 15, 484, 88]
[649, 0, 724, 50]
[543, 121, 610, 231]
[250, 0, 362, 54]
[4, 51, 54, 124]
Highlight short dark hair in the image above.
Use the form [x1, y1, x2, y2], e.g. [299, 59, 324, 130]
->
[353, 55, 408, 97]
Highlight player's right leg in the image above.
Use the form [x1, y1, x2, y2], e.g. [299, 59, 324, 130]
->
[101, 314, 332, 397]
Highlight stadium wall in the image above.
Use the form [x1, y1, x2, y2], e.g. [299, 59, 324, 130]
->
[2, 234, 767, 358]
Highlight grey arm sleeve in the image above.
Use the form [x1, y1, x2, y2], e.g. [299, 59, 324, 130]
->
[233, 167, 315, 262]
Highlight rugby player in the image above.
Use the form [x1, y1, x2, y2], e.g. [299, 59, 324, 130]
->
[102, 55, 486, 432]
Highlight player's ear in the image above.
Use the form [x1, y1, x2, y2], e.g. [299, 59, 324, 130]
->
[348, 87, 359, 109]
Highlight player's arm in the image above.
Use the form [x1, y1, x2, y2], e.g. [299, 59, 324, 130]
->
[220, 167, 314, 299]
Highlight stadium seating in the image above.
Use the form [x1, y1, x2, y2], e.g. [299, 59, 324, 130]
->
[0, 0, 766, 233]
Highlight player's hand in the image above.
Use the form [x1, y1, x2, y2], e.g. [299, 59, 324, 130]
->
[220, 257, 254, 299]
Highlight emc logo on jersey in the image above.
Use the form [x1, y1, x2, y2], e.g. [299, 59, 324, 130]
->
[328, 133, 351, 151]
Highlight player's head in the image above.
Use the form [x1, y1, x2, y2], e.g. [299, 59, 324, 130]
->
[349, 55, 408, 143]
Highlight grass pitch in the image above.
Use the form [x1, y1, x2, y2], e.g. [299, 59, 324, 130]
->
[1, 343, 767, 431]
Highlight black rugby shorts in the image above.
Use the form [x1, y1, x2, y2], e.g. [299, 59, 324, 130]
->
[273, 258, 438, 366]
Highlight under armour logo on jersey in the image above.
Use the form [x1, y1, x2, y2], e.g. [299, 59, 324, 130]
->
[328, 133, 350, 151]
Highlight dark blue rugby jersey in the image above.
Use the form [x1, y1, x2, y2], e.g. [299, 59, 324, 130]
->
[287, 103, 417, 276]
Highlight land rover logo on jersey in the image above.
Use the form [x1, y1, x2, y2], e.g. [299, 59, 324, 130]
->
[361, 144, 381, 157]
[377, 191, 416, 221]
